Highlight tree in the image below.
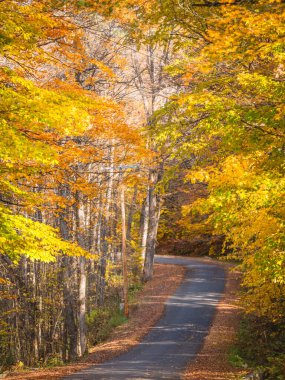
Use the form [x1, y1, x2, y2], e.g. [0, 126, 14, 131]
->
[0, 0, 150, 367]
[149, 0, 285, 319]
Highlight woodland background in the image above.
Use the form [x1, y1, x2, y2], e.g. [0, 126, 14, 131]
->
[0, 0, 284, 378]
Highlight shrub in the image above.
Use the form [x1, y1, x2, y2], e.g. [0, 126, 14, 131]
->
[234, 315, 285, 379]
[86, 307, 127, 345]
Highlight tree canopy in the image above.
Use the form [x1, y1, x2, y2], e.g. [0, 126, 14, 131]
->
[1, 0, 285, 376]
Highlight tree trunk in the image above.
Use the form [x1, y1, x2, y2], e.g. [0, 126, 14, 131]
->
[58, 185, 78, 361]
[143, 169, 161, 282]
[61, 257, 78, 361]
[79, 256, 87, 356]
[96, 145, 114, 305]
[126, 185, 138, 242]
[121, 185, 129, 318]
[141, 186, 150, 266]
[74, 191, 87, 357]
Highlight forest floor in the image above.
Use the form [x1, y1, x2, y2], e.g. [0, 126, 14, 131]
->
[5, 259, 245, 380]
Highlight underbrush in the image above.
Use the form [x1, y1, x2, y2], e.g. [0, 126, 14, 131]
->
[87, 282, 142, 346]
[231, 315, 285, 379]
[87, 306, 128, 345]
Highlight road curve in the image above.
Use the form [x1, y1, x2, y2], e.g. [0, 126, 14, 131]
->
[64, 255, 226, 380]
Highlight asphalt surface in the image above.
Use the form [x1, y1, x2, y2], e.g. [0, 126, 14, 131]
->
[64, 255, 226, 380]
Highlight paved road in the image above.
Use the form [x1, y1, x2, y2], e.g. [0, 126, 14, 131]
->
[64, 256, 226, 380]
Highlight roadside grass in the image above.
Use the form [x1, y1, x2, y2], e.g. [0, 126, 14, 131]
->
[228, 346, 247, 369]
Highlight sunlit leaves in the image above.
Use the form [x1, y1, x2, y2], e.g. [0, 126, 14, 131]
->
[149, 0, 285, 321]
[0, 206, 87, 262]
[0, 0, 149, 263]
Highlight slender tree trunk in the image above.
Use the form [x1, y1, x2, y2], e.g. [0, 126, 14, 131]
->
[141, 186, 150, 266]
[121, 185, 129, 318]
[96, 145, 114, 305]
[79, 256, 87, 356]
[32, 262, 39, 363]
[74, 191, 87, 357]
[126, 185, 138, 242]
[58, 184, 78, 360]
[143, 169, 162, 282]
